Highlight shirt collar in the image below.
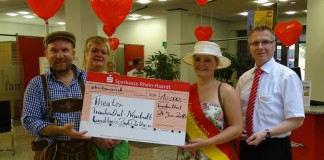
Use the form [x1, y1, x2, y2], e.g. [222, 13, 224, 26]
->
[253, 57, 276, 74]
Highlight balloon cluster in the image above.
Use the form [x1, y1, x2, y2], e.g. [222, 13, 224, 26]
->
[26, 0, 64, 23]
[274, 20, 302, 47]
[104, 25, 120, 51]
[108, 38, 120, 51]
[194, 0, 213, 41]
[91, 0, 133, 51]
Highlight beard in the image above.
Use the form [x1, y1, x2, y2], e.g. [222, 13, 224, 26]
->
[51, 61, 73, 74]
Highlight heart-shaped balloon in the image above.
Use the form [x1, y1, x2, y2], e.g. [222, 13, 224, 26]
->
[196, 0, 208, 6]
[194, 26, 213, 41]
[26, 0, 64, 21]
[103, 24, 116, 37]
[274, 20, 302, 46]
[91, 0, 133, 32]
[108, 37, 120, 51]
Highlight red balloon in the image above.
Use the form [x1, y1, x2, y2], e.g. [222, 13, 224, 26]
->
[108, 37, 120, 51]
[91, 0, 133, 30]
[194, 26, 213, 41]
[196, 0, 208, 6]
[26, 0, 64, 21]
[103, 24, 116, 37]
[274, 20, 302, 46]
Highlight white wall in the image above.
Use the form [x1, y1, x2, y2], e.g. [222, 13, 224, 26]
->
[178, 14, 231, 83]
[305, 0, 324, 101]
[97, 18, 167, 61]
[0, 21, 66, 38]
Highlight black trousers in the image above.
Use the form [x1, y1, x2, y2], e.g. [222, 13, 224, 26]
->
[239, 136, 292, 160]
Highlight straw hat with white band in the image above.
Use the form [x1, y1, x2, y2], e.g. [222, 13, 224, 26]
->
[182, 41, 231, 69]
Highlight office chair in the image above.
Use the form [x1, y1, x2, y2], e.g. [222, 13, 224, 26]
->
[0, 100, 15, 156]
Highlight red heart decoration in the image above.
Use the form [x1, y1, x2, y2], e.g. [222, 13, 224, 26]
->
[196, 0, 208, 6]
[194, 26, 213, 41]
[91, 0, 133, 32]
[103, 24, 116, 37]
[274, 20, 302, 46]
[108, 37, 120, 51]
[26, 0, 64, 21]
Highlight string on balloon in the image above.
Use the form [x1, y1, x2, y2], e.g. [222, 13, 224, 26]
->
[45, 19, 49, 35]
[108, 37, 120, 72]
[210, 6, 213, 41]
[194, 0, 214, 42]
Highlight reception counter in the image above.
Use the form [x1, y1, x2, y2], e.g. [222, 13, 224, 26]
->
[291, 105, 324, 160]
[304, 105, 324, 114]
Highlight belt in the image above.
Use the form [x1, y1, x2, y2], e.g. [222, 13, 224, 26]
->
[31, 139, 91, 151]
[261, 136, 290, 144]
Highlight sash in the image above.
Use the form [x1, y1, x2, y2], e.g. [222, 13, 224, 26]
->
[186, 84, 235, 160]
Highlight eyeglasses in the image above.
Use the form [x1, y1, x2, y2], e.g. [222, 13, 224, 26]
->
[249, 40, 274, 47]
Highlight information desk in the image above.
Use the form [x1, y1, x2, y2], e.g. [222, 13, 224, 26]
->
[291, 105, 324, 160]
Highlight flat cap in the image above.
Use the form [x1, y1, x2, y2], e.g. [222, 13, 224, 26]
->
[44, 31, 76, 48]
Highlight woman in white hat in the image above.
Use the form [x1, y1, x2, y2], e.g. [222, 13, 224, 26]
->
[179, 41, 242, 160]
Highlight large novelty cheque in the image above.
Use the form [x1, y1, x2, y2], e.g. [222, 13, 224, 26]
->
[80, 72, 190, 145]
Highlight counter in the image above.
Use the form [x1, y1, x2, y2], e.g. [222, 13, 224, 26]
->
[291, 105, 324, 160]
[304, 105, 324, 114]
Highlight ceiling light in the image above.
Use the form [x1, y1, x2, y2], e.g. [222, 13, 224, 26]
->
[137, 0, 151, 4]
[142, 16, 152, 19]
[129, 14, 141, 17]
[6, 13, 18, 16]
[128, 17, 139, 21]
[303, 10, 307, 13]
[285, 11, 297, 15]
[57, 22, 65, 25]
[277, 0, 288, 2]
[18, 11, 30, 15]
[263, 3, 274, 6]
[23, 15, 35, 18]
[289, 1, 297, 5]
[239, 12, 248, 16]
[254, 0, 268, 4]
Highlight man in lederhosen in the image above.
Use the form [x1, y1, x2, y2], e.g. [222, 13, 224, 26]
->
[21, 31, 95, 160]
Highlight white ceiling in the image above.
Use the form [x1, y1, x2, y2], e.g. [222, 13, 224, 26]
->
[0, 0, 307, 27]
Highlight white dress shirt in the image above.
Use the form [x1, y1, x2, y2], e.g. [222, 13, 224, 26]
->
[127, 68, 146, 77]
[236, 57, 305, 138]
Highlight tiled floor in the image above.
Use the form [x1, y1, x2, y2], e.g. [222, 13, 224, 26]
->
[0, 121, 178, 160]
[0, 121, 34, 160]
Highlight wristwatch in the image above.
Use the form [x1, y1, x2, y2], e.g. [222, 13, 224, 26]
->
[265, 129, 271, 139]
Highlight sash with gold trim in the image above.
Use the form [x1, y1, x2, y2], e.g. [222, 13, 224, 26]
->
[186, 84, 237, 160]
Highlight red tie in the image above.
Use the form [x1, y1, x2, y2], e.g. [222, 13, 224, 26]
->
[246, 68, 263, 136]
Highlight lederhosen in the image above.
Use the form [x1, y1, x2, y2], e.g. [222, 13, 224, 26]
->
[31, 74, 94, 160]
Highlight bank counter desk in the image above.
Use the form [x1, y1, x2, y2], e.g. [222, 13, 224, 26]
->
[291, 105, 324, 160]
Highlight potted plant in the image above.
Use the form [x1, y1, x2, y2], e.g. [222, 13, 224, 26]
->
[143, 51, 181, 80]
[214, 52, 239, 83]
[215, 52, 254, 83]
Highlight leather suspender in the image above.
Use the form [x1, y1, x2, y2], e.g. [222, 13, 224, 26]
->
[40, 74, 55, 123]
[40, 74, 85, 123]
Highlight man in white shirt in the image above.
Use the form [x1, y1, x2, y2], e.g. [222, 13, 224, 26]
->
[235, 25, 304, 160]
[127, 57, 146, 77]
